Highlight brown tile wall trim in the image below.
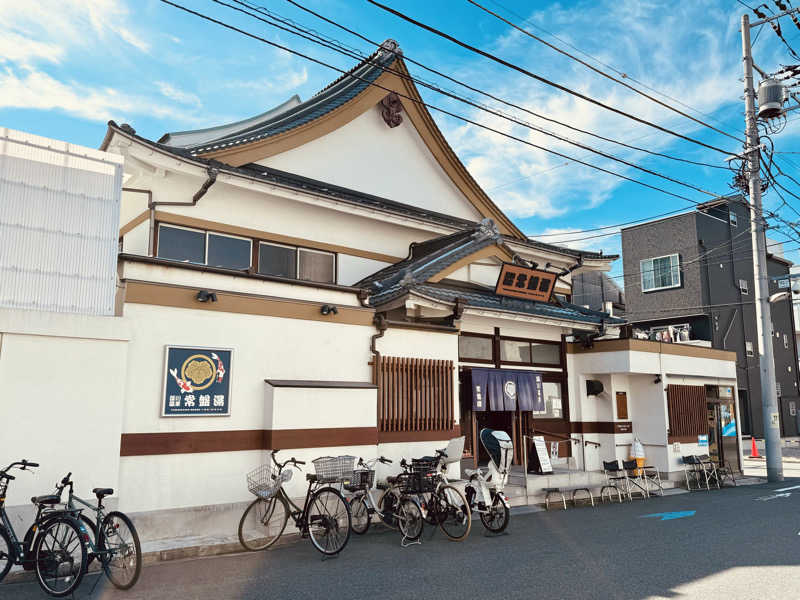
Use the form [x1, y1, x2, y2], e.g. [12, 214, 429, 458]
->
[155, 211, 402, 264]
[565, 339, 736, 362]
[377, 426, 461, 443]
[667, 435, 702, 444]
[569, 421, 633, 434]
[120, 427, 380, 456]
[123, 280, 374, 326]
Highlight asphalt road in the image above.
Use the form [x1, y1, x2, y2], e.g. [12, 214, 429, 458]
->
[4, 480, 800, 600]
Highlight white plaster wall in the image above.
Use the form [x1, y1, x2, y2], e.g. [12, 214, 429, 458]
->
[460, 314, 568, 340]
[268, 387, 377, 430]
[122, 219, 149, 255]
[257, 105, 484, 221]
[337, 254, 391, 286]
[120, 188, 148, 227]
[0, 309, 129, 512]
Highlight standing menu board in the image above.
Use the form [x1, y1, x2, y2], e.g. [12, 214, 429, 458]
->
[528, 435, 554, 474]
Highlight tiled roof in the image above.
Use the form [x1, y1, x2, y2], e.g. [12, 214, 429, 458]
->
[374, 280, 624, 325]
[181, 40, 401, 156]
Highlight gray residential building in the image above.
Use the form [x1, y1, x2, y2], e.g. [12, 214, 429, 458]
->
[621, 196, 800, 439]
[572, 270, 626, 317]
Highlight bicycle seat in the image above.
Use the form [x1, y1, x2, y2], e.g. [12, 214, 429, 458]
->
[31, 494, 60, 505]
[306, 474, 317, 483]
[93, 488, 114, 498]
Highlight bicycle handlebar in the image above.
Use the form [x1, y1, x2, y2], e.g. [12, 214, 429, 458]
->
[0, 459, 39, 480]
[270, 450, 304, 469]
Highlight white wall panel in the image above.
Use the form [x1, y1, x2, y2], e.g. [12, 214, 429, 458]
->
[0, 127, 122, 315]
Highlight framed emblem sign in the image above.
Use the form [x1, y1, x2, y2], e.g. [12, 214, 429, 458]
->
[162, 346, 232, 417]
[495, 263, 557, 302]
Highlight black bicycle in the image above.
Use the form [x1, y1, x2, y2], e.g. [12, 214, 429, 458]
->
[238, 450, 352, 555]
[0, 460, 88, 597]
[57, 472, 142, 589]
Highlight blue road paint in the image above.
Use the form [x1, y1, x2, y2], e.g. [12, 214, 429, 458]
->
[640, 511, 696, 521]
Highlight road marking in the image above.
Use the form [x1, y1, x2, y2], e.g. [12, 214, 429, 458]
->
[641, 511, 696, 521]
[755, 492, 792, 501]
[775, 484, 800, 492]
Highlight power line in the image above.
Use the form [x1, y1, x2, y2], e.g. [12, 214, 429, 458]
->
[215, 0, 731, 202]
[278, 0, 728, 171]
[157, 0, 716, 209]
[466, 0, 745, 144]
[365, 0, 738, 156]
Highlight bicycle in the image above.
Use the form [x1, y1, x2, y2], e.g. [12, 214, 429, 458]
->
[56, 472, 142, 590]
[346, 456, 423, 542]
[0, 460, 88, 597]
[384, 450, 471, 541]
[238, 450, 352, 555]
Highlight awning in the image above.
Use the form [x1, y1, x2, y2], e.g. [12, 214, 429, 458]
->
[471, 368, 544, 412]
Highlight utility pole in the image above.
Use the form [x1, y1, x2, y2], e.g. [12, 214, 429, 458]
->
[741, 13, 783, 482]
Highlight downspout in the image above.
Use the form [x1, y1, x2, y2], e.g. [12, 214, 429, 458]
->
[146, 166, 219, 256]
[370, 314, 388, 385]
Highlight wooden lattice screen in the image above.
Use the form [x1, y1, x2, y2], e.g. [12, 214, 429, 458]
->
[666, 384, 707, 439]
[377, 357, 454, 432]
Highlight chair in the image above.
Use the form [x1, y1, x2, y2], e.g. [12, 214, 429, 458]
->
[696, 455, 720, 490]
[621, 459, 649, 499]
[682, 455, 706, 491]
[640, 464, 664, 497]
[714, 459, 737, 487]
[601, 460, 626, 503]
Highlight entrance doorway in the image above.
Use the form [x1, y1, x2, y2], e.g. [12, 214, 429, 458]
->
[707, 401, 740, 472]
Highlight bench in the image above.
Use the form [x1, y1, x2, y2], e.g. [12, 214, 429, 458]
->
[543, 486, 595, 510]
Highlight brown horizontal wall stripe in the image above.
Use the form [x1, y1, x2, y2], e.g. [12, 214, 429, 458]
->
[124, 280, 374, 326]
[154, 212, 402, 264]
[566, 339, 736, 362]
[119, 210, 150, 238]
[120, 427, 379, 456]
[378, 426, 461, 444]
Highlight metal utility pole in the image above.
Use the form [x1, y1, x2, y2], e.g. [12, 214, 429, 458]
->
[741, 13, 783, 481]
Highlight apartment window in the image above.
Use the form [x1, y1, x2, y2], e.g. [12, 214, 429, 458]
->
[458, 334, 493, 362]
[298, 248, 335, 283]
[207, 233, 251, 270]
[746, 341, 754, 357]
[259, 242, 297, 278]
[157, 224, 206, 264]
[739, 279, 749, 295]
[730, 210, 738, 226]
[641, 254, 680, 292]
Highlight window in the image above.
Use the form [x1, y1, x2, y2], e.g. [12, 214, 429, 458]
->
[458, 334, 493, 362]
[534, 381, 564, 419]
[730, 210, 738, 226]
[746, 341, 754, 357]
[500, 339, 530, 363]
[739, 279, 749, 295]
[259, 242, 296, 278]
[784, 334, 789, 349]
[641, 254, 680, 292]
[157, 225, 205, 264]
[298, 248, 335, 283]
[207, 233, 251, 270]
[777, 382, 783, 397]
[531, 342, 561, 365]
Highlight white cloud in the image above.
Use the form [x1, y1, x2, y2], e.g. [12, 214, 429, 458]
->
[156, 82, 202, 109]
[528, 226, 621, 253]
[225, 67, 309, 94]
[0, 32, 65, 66]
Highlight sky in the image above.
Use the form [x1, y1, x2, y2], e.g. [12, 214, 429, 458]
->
[3, 0, 800, 285]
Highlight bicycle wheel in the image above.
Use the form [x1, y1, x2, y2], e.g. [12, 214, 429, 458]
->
[376, 486, 401, 529]
[33, 516, 87, 597]
[0, 527, 13, 583]
[306, 487, 351, 555]
[349, 493, 370, 535]
[238, 495, 289, 551]
[397, 497, 423, 542]
[436, 485, 472, 541]
[480, 495, 510, 534]
[99, 511, 141, 590]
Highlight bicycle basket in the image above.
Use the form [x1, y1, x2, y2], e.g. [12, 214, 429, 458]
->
[247, 463, 291, 499]
[410, 458, 439, 476]
[312, 455, 356, 484]
[343, 469, 375, 492]
[397, 471, 437, 494]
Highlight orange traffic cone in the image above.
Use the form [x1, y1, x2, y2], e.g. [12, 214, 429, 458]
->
[751, 437, 761, 458]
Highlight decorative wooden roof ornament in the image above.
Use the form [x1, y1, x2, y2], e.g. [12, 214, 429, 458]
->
[380, 93, 404, 127]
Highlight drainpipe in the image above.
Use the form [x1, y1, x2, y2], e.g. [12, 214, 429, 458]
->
[370, 314, 388, 385]
[145, 165, 219, 256]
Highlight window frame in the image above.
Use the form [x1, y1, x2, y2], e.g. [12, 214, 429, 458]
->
[156, 223, 207, 264]
[730, 210, 738, 226]
[458, 332, 495, 364]
[498, 335, 563, 368]
[739, 279, 749, 295]
[640, 253, 681, 293]
[258, 240, 299, 279]
[296, 246, 337, 284]
[206, 231, 253, 270]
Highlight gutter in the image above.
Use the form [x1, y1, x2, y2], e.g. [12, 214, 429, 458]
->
[370, 315, 388, 385]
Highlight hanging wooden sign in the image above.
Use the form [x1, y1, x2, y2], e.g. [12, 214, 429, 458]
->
[495, 263, 557, 302]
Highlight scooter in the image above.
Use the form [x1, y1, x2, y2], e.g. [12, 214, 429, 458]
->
[464, 429, 513, 533]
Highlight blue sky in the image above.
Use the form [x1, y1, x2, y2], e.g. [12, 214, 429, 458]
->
[3, 0, 800, 283]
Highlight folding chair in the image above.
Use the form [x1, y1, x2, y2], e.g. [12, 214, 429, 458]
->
[601, 460, 626, 503]
[696, 454, 720, 490]
[640, 463, 663, 497]
[714, 459, 737, 487]
[622, 459, 649, 499]
[682, 455, 706, 491]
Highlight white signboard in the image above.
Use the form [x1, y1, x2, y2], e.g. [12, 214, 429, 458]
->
[532, 436, 553, 474]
